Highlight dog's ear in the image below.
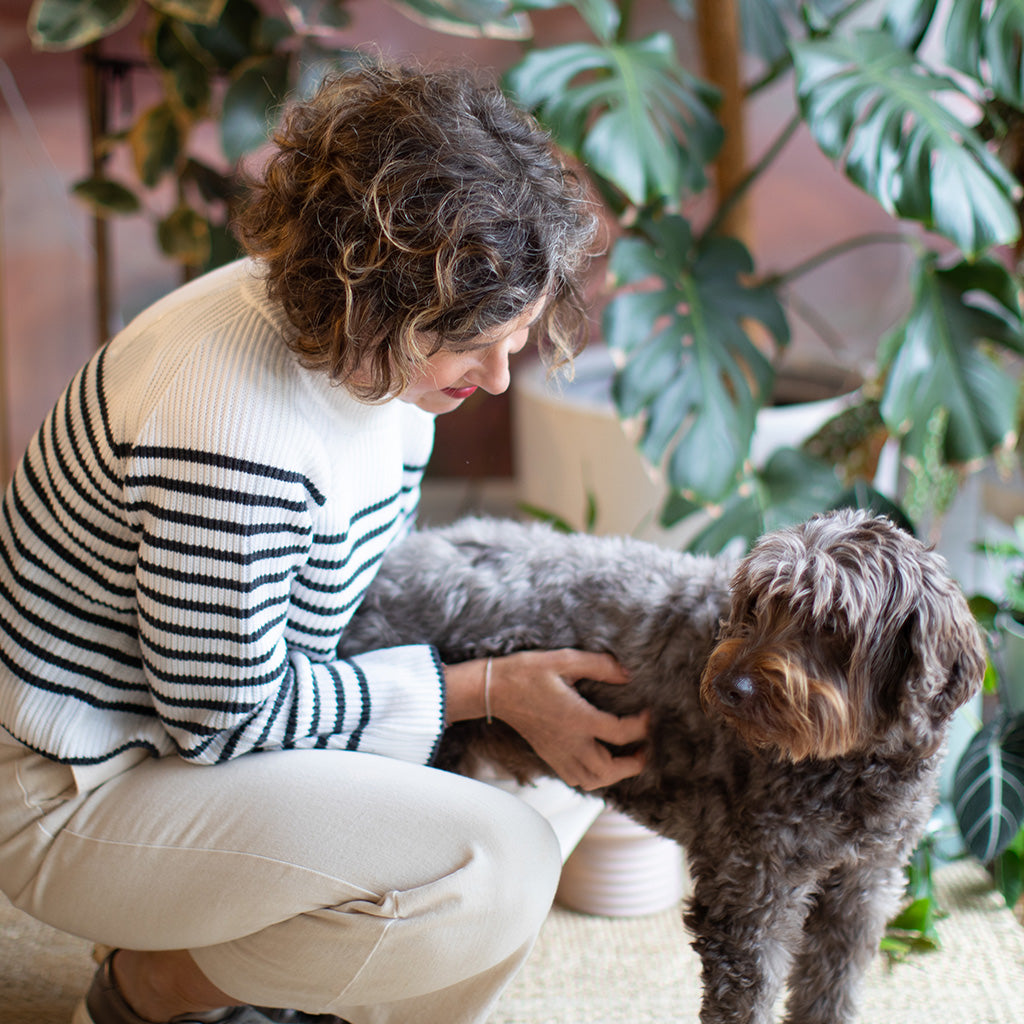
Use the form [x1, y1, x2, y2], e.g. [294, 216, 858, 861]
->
[899, 577, 986, 750]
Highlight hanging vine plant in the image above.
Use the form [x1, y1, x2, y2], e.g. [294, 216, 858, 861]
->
[26, 0, 526, 294]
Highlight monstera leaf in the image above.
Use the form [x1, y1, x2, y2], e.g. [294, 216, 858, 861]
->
[954, 712, 1024, 864]
[944, 0, 1024, 107]
[665, 448, 844, 554]
[602, 214, 789, 506]
[879, 256, 1024, 467]
[738, 0, 871, 64]
[505, 34, 722, 205]
[880, 0, 940, 49]
[793, 28, 1020, 257]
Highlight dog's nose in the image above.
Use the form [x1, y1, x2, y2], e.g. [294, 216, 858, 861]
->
[715, 674, 756, 709]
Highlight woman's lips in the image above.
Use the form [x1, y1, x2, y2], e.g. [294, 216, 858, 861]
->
[442, 385, 478, 399]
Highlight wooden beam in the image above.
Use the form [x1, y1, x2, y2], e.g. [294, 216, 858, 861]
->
[695, 0, 749, 242]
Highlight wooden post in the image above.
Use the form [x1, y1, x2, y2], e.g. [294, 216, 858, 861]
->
[84, 43, 112, 347]
[0, 160, 9, 483]
[695, 0, 749, 242]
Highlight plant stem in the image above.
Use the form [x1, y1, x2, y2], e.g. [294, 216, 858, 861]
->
[771, 232, 918, 287]
[702, 111, 802, 241]
[615, 0, 634, 43]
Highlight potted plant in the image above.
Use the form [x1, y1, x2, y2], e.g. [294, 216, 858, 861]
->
[497, 0, 1024, 552]
[955, 519, 1024, 915]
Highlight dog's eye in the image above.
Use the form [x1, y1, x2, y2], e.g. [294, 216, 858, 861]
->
[823, 615, 840, 634]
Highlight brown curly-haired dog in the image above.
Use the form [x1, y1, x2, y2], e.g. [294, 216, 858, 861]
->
[339, 508, 985, 1024]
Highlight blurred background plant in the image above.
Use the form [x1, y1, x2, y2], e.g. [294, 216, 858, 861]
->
[26, 0, 531, 343]
[957, 519, 1024, 918]
[495, 0, 1024, 552]
[27, 2, 1024, 553]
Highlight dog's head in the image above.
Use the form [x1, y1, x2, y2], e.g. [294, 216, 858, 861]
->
[699, 509, 986, 762]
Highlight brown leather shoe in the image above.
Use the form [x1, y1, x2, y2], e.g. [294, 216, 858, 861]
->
[72, 952, 349, 1024]
[73, 952, 262, 1024]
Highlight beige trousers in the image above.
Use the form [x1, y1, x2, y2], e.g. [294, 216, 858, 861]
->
[0, 740, 602, 1023]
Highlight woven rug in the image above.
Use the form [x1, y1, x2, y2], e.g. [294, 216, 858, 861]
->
[1, 861, 1022, 1023]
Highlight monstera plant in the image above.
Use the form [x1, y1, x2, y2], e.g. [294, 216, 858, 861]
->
[497, 0, 1024, 551]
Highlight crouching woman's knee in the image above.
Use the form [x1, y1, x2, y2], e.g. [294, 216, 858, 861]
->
[385, 786, 562, 985]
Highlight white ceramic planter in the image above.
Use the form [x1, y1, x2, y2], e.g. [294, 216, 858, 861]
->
[556, 806, 687, 917]
[513, 344, 859, 549]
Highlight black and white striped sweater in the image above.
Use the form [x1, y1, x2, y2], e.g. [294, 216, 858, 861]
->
[0, 260, 444, 787]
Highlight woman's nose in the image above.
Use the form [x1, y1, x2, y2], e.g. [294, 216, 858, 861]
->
[473, 346, 512, 395]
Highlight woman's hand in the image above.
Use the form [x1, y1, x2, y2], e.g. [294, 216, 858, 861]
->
[443, 650, 648, 791]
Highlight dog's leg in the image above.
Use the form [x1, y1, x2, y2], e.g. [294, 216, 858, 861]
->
[780, 859, 906, 1024]
[685, 863, 817, 1024]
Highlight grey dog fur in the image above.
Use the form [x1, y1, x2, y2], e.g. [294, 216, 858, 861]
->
[338, 508, 985, 1024]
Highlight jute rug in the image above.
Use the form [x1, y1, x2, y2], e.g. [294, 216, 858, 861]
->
[1, 861, 1022, 1023]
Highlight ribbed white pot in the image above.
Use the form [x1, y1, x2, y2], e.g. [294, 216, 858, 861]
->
[513, 344, 859, 549]
[556, 806, 687, 917]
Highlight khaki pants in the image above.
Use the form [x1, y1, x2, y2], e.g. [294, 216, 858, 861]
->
[0, 740, 601, 1023]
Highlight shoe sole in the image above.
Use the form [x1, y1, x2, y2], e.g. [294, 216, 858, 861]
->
[71, 998, 95, 1024]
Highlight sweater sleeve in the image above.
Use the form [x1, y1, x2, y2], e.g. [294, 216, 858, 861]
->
[125, 444, 446, 767]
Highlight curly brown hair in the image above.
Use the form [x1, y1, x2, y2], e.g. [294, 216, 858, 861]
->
[234, 60, 598, 400]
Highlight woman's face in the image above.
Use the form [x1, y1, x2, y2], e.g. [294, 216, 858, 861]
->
[398, 297, 546, 415]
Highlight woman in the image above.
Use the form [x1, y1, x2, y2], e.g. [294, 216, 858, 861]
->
[0, 61, 647, 1024]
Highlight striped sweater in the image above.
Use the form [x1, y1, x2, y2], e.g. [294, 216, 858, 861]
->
[0, 259, 445, 787]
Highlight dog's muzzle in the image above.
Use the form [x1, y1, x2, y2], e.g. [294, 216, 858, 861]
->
[711, 672, 757, 712]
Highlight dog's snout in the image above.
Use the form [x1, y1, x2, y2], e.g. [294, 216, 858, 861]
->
[715, 674, 756, 709]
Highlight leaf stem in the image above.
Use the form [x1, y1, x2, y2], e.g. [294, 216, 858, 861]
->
[702, 111, 802, 240]
[616, 0, 635, 44]
[771, 232, 918, 287]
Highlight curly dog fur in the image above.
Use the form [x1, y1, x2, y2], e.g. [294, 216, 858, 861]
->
[339, 508, 985, 1024]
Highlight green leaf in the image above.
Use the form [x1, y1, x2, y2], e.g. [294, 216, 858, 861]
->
[880, 256, 1024, 467]
[758, 447, 845, 535]
[71, 175, 141, 214]
[571, 0, 621, 43]
[945, 0, 1024, 107]
[129, 102, 183, 187]
[202, 221, 243, 271]
[739, 0, 802, 64]
[505, 35, 722, 205]
[186, 0, 262, 71]
[29, 0, 136, 50]
[284, 0, 352, 32]
[603, 215, 789, 505]
[888, 896, 938, 939]
[149, 0, 227, 24]
[680, 449, 843, 554]
[221, 54, 291, 163]
[953, 712, 1024, 864]
[517, 502, 578, 534]
[793, 28, 1021, 256]
[384, 0, 530, 39]
[881, 0, 940, 50]
[181, 158, 239, 204]
[157, 204, 211, 264]
[993, 842, 1024, 909]
[151, 16, 212, 112]
[294, 39, 363, 99]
